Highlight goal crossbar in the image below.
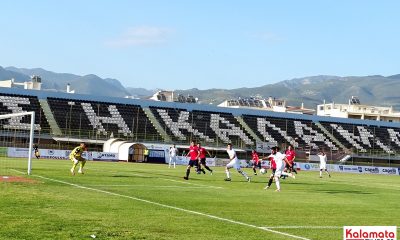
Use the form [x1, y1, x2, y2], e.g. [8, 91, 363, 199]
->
[0, 111, 35, 175]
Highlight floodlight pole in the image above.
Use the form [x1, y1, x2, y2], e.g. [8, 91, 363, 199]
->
[27, 111, 35, 175]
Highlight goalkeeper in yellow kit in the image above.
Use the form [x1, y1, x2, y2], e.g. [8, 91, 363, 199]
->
[70, 142, 87, 175]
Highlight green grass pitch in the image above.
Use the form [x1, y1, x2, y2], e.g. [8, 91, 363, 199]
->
[0, 158, 399, 240]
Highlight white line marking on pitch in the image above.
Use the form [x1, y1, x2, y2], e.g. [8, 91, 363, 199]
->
[12, 170, 310, 240]
[87, 184, 216, 189]
[262, 226, 342, 229]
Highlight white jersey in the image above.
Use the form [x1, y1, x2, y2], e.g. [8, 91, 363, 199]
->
[318, 154, 327, 169]
[273, 152, 286, 171]
[226, 148, 241, 170]
[227, 149, 238, 161]
[169, 147, 177, 157]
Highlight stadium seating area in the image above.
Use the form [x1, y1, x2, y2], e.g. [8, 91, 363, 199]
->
[2, 90, 400, 162]
[242, 115, 340, 151]
[0, 93, 49, 132]
[320, 121, 400, 154]
[150, 107, 255, 146]
[47, 98, 160, 140]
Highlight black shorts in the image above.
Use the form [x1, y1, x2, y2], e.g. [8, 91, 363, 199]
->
[200, 158, 206, 165]
[271, 169, 276, 175]
[254, 161, 261, 169]
[286, 162, 294, 169]
[188, 159, 199, 167]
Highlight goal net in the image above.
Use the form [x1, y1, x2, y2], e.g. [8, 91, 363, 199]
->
[0, 111, 35, 178]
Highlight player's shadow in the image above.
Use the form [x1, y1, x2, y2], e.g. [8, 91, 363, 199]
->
[317, 189, 373, 195]
[287, 182, 321, 186]
[132, 170, 212, 182]
[111, 174, 153, 179]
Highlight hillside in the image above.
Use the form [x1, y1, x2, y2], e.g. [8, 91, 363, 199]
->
[1, 66, 131, 97]
[1, 66, 400, 109]
[176, 75, 400, 109]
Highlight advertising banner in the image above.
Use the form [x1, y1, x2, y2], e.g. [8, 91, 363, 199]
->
[7, 147, 118, 161]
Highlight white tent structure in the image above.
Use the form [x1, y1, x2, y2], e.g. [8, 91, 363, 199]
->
[103, 138, 123, 152]
[110, 141, 128, 154]
[104, 138, 148, 162]
[119, 142, 147, 162]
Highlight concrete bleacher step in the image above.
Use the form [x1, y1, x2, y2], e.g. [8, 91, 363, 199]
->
[39, 99, 62, 136]
[142, 107, 172, 142]
[315, 121, 347, 150]
[339, 154, 352, 163]
[234, 116, 262, 142]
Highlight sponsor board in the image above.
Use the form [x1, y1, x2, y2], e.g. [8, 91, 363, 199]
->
[149, 150, 165, 158]
[91, 152, 118, 161]
[362, 167, 380, 174]
[344, 226, 397, 240]
[380, 167, 398, 175]
[338, 165, 360, 173]
[205, 158, 216, 167]
[298, 162, 399, 176]
[301, 163, 320, 171]
[174, 156, 216, 166]
[7, 147, 118, 161]
[7, 148, 29, 158]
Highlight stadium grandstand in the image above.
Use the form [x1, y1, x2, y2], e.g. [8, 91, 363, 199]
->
[0, 87, 399, 167]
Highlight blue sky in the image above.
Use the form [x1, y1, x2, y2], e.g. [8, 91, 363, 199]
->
[1, 0, 399, 90]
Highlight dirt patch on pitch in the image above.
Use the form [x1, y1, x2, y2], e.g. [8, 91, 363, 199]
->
[0, 175, 38, 183]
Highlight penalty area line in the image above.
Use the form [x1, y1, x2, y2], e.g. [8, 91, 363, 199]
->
[12, 170, 310, 240]
[86, 184, 217, 189]
[262, 226, 342, 229]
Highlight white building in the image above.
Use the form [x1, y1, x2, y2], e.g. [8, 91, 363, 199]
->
[317, 96, 400, 122]
[0, 76, 42, 90]
[218, 97, 315, 114]
[149, 90, 175, 102]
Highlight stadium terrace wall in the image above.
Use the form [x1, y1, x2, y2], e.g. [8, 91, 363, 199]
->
[1, 87, 400, 165]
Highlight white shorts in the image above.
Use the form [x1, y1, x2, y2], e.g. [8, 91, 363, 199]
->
[226, 159, 241, 170]
[274, 170, 283, 177]
[320, 163, 326, 169]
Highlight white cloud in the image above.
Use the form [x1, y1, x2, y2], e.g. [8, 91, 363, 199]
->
[106, 26, 173, 48]
[252, 31, 285, 43]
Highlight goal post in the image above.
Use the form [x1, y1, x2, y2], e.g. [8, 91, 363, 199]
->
[0, 111, 35, 175]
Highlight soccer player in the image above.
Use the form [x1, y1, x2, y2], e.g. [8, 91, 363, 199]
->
[285, 145, 297, 174]
[264, 146, 295, 191]
[318, 150, 331, 178]
[143, 148, 149, 162]
[33, 144, 40, 159]
[70, 142, 87, 175]
[224, 143, 251, 182]
[263, 154, 276, 189]
[183, 141, 200, 180]
[169, 145, 178, 168]
[197, 143, 213, 175]
[251, 149, 261, 175]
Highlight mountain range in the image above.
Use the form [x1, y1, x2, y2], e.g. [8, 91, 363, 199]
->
[1, 66, 400, 110]
[176, 74, 400, 109]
